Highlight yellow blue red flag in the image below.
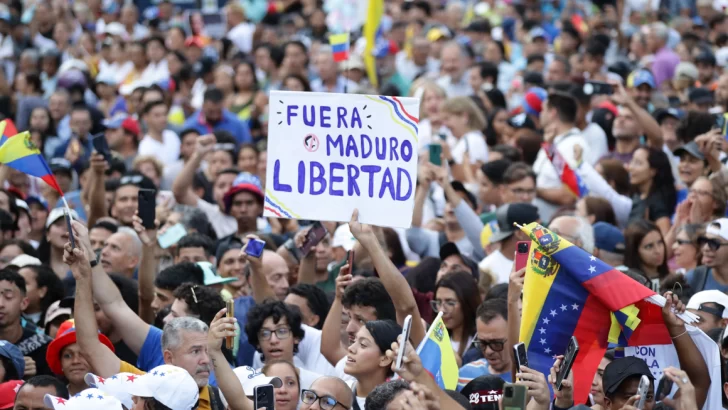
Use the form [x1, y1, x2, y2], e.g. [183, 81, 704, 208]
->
[0, 127, 64, 195]
[415, 312, 458, 390]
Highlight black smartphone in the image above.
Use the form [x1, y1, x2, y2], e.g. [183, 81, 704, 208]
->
[513, 342, 528, 370]
[657, 375, 673, 401]
[64, 209, 75, 249]
[245, 238, 266, 258]
[429, 144, 442, 166]
[583, 81, 613, 96]
[299, 221, 328, 256]
[91, 133, 111, 162]
[556, 336, 580, 391]
[137, 189, 156, 229]
[254, 384, 275, 410]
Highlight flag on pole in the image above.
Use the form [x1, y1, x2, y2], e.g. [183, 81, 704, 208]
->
[542, 143, 588, 198]
[415, 312, 459, 390]
[363, 0, 384, 87]
[329, 33, 350, 62]
[0, 128, 64, 195]
[518, 222, 688, 403]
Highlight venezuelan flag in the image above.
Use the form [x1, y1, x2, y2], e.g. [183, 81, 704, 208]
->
[415, 312, 458, 390]
[518, 223, 671, 403]
[0, 129, 63, 195]
[542, 143, 588, 198]
[363, 0, 384, 86]
[329, 33, 350, 63]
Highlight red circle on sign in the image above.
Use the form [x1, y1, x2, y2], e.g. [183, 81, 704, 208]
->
[304, 134, 319, 152]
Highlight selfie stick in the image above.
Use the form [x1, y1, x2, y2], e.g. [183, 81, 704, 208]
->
[61, 196, 74, 222]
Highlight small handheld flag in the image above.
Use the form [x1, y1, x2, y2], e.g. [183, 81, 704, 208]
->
[329, 33, 350, 62]
[415, 311, 459, 390]
[542, 143, 588, 198]
[0, 129, 64, 195]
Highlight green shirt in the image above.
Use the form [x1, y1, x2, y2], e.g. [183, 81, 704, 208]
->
[315, 259, 346, 294]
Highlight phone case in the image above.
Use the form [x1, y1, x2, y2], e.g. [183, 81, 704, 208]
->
[138, 189, 156, 229]
[158, 223, 187, 249]
[556, 337, 580, 391]
[395, 315, 412, 370]
[429, 144, 442, 166]
[245, 239, 265, 258]
[502, 383, 528, 410]
[300, 222, 327, 256]
[514, 241, 530, 271]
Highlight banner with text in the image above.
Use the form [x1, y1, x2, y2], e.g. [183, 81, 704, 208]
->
[264, 91, 420, 228]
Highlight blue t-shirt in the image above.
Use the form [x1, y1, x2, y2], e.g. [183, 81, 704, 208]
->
[686, 267, 728, 293]
[457, 358, 512, 391]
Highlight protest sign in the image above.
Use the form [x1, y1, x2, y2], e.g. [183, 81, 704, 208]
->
[264, 90, 420, 228]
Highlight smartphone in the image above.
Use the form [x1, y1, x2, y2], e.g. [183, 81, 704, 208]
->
[138, 189, 156, 229]
[157, 223, 187, 249]
[91, 133, 111, 162]
[716, 114, 726, 132]
[253, 384, 275, 410]
[515, 241, 530, 271]
[657, 375, 673, 401]
[502, 383, 528, 410]
[245, 238, 266, 258]
[513, 342, 528, 371]
[583, 81, 613, 96]
[299, 221, 328, 256]
[636, 375, 650, 409]
[347, 249, 355, 272]
[64, 209, 75, 249]
[226, 300, 235, 350]
[438, 133, 447, 141]
[556, 336, 580, 391]
[429, 144, 442, 166]
[395, 315, 412, 370]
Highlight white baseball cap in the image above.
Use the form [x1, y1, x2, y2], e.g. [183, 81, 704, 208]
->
[119, 365, 199, 410]
[84, 372, 135, 409]
[219, 366, 282, 408]
[332, 224, 356, 251]
[687, 290, 728, 319]
[45, 388, 123, 410]
[45, 207, 80, 229]
[707, 218, 728, 241]
[8, 254, 41, 268]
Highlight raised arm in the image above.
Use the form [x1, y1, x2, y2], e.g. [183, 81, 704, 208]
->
[349, 209, 426, 347]
[208, 309, 254, 410]
[86, 153, 108, 228]
[320, 264, 351, 366]
[67, 241, 121, 377]
[612, 83, 663, 148]
[172, 134, 215, 206]
[71, 220, 151, 353]
[132, 213, 159, 324]
[293, 228, 318, 285]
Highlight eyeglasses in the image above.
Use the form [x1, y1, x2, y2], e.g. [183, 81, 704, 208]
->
[430, 299, 458, 312]
[301, 389, 349, 410]
[258, 327, 291, 341]
[509, 187, 536, 196]
[473, 338, 506, 352]
[675, 239, 694, 246]
[688, 188, 712, 198]
[697, 236, 728, 251]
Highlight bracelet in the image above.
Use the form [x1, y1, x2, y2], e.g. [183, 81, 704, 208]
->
[671, 329, 688, 340]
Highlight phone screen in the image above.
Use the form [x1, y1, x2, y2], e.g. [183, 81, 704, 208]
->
[513, 343, 528, 370]
[556, 336, 580, 391]
[429, 144, 442, 166]
[254, 384, 275, 410]
[138, 189, 157, 229]
[157, 223, 187, 249]
[245, 239, 266, 258]
[299, 222, 328, 256]
[395, 315, 412, 370]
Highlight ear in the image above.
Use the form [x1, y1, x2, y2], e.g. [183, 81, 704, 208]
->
[38, 286, 48, 300]
[163, 349, 173, 364]
[379, 352, 393, 369]
[20, 296, 29, 311]
[309, 315, 320, 328]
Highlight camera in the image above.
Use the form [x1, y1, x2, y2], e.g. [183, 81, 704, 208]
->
[504, 386, 513, 397]
[517, 242, 529, 253]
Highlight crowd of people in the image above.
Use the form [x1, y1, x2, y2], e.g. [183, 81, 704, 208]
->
[0, 0, 727, 409]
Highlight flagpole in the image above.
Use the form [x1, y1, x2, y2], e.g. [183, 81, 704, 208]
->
[343, 28, 350, 94]
[61, 196, 73, 222]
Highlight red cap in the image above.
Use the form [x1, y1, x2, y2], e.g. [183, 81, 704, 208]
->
[598, 101, 619, 116]
[121, 117, 140, 138]
[184, 36, 205, 48]
[0, 380, 23, 409]
[46, 320, 115, 375]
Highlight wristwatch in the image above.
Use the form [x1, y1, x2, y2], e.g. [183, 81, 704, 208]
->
[90, 252, 100, 268]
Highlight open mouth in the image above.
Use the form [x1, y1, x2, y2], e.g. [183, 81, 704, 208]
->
[346, 355, 356, 364]
[268, 348, 284, 358]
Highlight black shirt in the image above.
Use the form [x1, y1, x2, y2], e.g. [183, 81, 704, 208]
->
[16, 319, 52, 377]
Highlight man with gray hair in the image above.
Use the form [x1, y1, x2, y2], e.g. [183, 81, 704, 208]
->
[311, 45, 358, 94]
[647, 22, 679, 87]
[100, 226, 142, 279]
[548, 215, 595, 254]
[437, 41, 471, 97]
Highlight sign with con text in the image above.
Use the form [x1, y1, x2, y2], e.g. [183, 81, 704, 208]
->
[264, 91, 420, 228]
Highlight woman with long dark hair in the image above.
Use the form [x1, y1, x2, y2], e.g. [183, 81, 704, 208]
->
[230, 60, 259, 122]
[484, 108, 510, 147]
[624, 220, 669, 285]
[433, 271, 481, 363]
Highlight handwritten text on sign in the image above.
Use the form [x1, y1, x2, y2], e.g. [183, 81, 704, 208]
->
[264, 91, 420, 228]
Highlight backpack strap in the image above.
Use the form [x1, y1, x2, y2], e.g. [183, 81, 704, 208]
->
[207, 385, 225, 410]
[687, 266, 710, 294]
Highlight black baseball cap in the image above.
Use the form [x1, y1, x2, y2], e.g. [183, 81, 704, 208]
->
[602, 356, 654, 395]
[460, 375, 506, 410]
[688, 87, 714, 105]
[439, 242, 479, 279]
[673, 140, 705, 161]
[489, 203, 540, 243]
[451, 181, 477, 209]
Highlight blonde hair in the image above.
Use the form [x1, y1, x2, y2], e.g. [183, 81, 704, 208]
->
[410, 80, 446, 120]
[133, 155, 164, 176]
[442, 96, 486, 131]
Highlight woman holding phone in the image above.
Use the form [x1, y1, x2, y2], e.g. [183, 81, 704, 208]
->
[261, 359, 301, 410]
[433, 271, 481, 364]
[344, 320, 402, 410]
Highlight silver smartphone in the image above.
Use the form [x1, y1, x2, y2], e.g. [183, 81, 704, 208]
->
[636, 375, 650, 410]
[395, 315, 412, 370]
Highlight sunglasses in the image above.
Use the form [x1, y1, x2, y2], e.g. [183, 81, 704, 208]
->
[473, 338, 506, 352]
[697, 236, 728, 251]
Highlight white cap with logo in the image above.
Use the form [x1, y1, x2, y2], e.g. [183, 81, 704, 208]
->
[45, 388, 124, 410]
[119, 365, 199, 410]
[707, 218, 728, 241]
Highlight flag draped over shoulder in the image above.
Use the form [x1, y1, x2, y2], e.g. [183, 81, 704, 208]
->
[0, 124, 64, 195]
[542, 143, 588, 198]
[415, 312, 459, 390]
[518, 223, 673, 403]
[363, 0, 383, 87]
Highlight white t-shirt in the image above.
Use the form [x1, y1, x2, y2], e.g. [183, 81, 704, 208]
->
[581, 122, 608, 166]
[478, 250, 513, 284]
[532, 128, 587, 222]
[448, 130, 488, 165]
[253, 326, 337, 377]
[227, 22, 256, 54]
[138, 130, 181, 166]
[196, 198, 236, 238]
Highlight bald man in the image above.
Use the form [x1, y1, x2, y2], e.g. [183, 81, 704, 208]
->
[548, 215, 595, 253]
[261, 250, 290, 300]
[302, 376, 354, 410]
